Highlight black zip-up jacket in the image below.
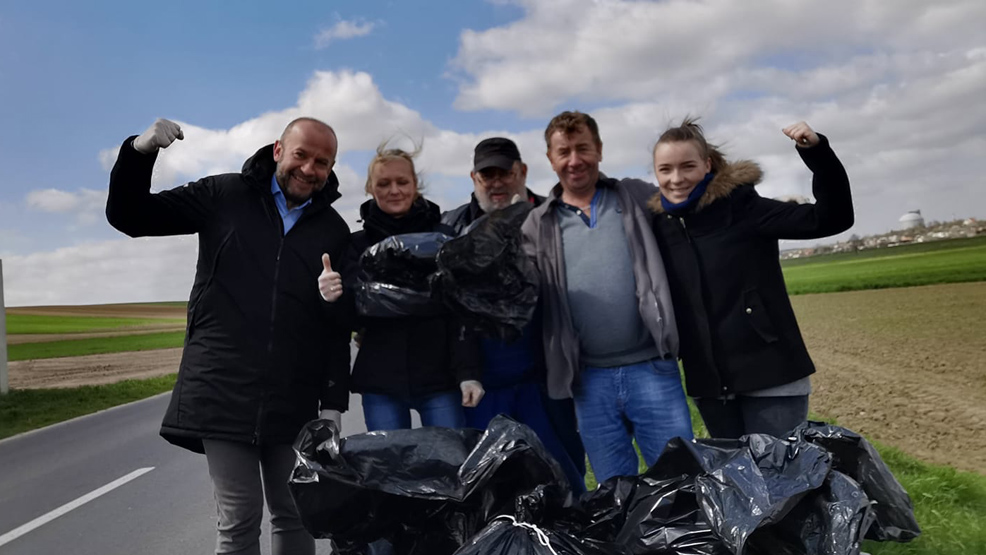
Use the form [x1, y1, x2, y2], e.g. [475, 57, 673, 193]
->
[106, 136, 353, 453]
[649, 135, 853, 398]
[347, 198, 481, 399]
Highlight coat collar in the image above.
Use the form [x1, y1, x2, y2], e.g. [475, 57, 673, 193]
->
[648, 160, 763, 214]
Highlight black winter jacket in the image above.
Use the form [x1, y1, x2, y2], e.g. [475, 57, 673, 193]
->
[347, 198, 481, 399]
[106, 137, 353, 453]
[649, 136, 853, 398]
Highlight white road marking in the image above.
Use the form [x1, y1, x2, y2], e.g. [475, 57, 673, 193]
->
[0, 466, 154, 548]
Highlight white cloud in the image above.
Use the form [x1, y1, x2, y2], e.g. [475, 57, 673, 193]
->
[3, 236, 198, 307]
[25, 188, 107, 225]
[314, 17, 376, 49]
[449, 0, 986, 116]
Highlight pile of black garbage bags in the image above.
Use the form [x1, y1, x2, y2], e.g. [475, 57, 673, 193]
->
[355, 202, 538, 341]
[289, 415, 921, 555]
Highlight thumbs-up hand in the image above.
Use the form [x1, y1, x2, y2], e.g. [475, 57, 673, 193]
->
[318, 253, 343, 303]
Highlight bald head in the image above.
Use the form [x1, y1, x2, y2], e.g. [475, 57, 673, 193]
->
[281, 117, 337, 147]
[273, 117, 339, 208]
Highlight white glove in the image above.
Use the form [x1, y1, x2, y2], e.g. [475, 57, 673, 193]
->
[460, 380, 485, 408]
[319, 409, 342, 434]
[782, 121, 820, 148]
[133, 118, 184, 154]
[318, 253, 343, 302]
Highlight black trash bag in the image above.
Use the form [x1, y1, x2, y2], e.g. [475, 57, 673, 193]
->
[355, 232, 451, 318]
[453, 516, 626, 555]
[616, 474, 729, 555]
[355, 281, 448, 318]
[747, 470, 875, 555]
[580, 476, 640, 541]
[432, 202, 538, 341]
[580, 473, 727, 555]
[289, 415, 571, 554]
[645, 434, 832, 554]
[792, 422, 921, 542]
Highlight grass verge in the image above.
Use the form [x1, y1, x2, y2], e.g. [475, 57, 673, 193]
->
[781, 236, 986, 295]
[0, 374, 177, 441]
[8, 331, 186, 361]
[6, 314, 185, 334]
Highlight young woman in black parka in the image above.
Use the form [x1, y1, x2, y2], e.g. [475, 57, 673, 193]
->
[649, 119, 853, 439]
[346, 143, 484, 432]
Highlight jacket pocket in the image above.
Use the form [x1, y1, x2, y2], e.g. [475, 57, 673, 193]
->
[742, 288, 779, 343]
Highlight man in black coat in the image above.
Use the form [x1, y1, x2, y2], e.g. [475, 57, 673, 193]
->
[106, 117, 352, 555]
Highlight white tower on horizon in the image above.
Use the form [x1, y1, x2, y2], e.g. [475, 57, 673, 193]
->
[898, 210, 925, 230]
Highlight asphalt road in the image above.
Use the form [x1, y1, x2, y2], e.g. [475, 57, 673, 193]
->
[0, 389, 384, 555]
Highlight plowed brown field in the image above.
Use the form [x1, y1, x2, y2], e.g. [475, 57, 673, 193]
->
[792, 281, 986, 474]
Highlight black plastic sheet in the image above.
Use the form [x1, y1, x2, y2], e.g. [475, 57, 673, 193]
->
[793, 422, 921, 542]
[289, 415, 570, 554]
[432, 202, 538, 341]
[290, 418, 919, 555]
[453, 517, 625, 555]
[355, 232, 451, 318]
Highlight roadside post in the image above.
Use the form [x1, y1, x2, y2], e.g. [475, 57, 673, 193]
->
[1, 259, 7, 393]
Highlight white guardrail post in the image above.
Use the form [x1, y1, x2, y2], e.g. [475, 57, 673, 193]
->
[1, 259, 8, 394]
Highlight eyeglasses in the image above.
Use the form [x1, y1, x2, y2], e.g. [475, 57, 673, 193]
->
[475, 168, 518, 186]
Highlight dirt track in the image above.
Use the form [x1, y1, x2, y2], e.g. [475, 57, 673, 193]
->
[5, 284, 985, 473]
[8, 348, 183, 389]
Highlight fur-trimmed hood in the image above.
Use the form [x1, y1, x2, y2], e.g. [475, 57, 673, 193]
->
[648, 160, 763, 214]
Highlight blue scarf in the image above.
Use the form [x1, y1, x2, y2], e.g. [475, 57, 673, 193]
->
[660, 172, 715, 216]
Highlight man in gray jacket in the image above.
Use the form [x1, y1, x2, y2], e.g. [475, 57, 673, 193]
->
[521, 111, 692, 484]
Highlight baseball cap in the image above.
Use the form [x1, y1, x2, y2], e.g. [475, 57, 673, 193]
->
[473, 137, 522, 172]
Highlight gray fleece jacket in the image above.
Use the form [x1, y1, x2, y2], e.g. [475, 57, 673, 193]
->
[521, 174, 679, 399]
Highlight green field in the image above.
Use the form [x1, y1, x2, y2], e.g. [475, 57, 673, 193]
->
[782, 236, 986, 295]
[7, 314, 185, 334]
[0, 374, 177, 440]
[8, 331, 186, 361]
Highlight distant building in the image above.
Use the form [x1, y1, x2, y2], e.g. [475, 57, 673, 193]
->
[898, 210, 925, 230]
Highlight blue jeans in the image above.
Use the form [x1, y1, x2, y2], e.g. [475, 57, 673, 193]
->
[362, 391, 466, 431]
[465, 382, 587, 494]
[695, 395, 809, 439]
[574, 358, 693, 484]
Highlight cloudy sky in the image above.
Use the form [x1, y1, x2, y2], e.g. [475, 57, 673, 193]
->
[1, 0, 983, 306]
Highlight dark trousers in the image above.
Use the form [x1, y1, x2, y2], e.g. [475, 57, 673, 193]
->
[202, 440, 314, 555]
[695, 395, 809, 439]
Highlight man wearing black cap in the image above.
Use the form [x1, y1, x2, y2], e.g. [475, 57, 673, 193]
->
[442, 137, 539, 234]
[441, 137, 587, 493]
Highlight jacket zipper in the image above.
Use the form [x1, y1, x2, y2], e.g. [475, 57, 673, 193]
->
[676, 213, 728, 397]
[255, 203, 286, 444]
[678, 216, 693, 244]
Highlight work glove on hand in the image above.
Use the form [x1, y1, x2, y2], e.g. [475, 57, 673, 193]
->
[782, 121, 820, 148]
[133, 118, 184, 154]
[318, 254, 343, 302]
[460, 380, 485, 408]
[319, 409, 342, 435]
